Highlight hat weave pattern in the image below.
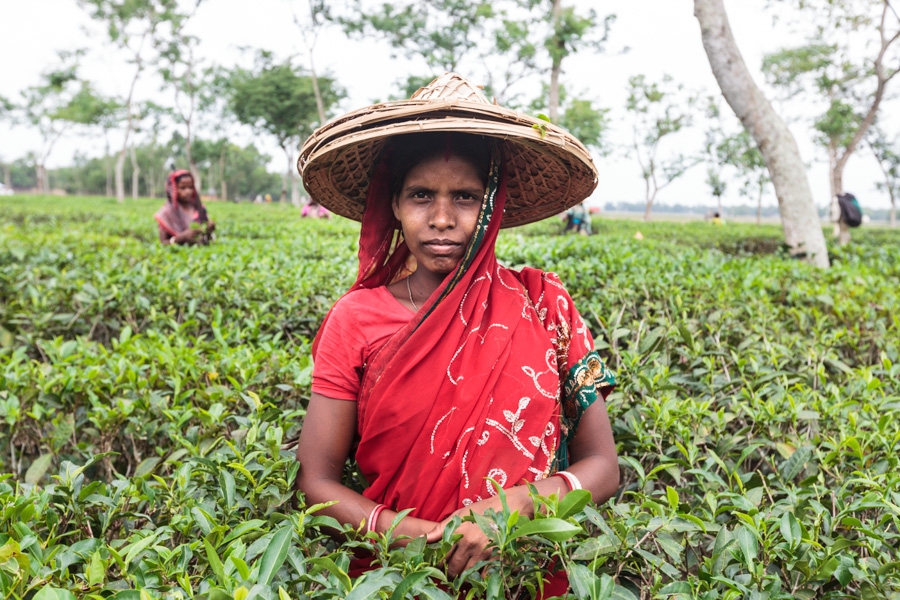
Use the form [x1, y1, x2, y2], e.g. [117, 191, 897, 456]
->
[298, 73, 598, 228]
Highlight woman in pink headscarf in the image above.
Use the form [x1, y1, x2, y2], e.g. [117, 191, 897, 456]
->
[154, 170, 216, 245]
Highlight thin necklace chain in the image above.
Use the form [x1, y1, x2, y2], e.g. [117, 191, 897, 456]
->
[406, 276, 420, 312]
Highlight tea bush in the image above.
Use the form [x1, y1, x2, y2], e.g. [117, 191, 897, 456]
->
[1, 196, 898, 600]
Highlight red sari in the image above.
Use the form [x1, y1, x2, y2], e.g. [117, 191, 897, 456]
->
[313, 145, 615, 523]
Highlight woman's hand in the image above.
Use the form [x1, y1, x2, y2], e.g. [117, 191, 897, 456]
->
[424, 490, 530, 577]
[426, 512, 492, 577]
[173, 228, 204, 245]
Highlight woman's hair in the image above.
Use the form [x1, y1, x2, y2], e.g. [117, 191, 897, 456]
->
[386, 132, 491, 199]
[175, 172, 193, 183]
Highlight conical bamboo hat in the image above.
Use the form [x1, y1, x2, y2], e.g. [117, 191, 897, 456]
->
[298, 73, 598, 228]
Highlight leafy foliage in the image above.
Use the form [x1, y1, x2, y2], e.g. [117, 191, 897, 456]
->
[625, 75, 701, 219]
[1, 196, 899, 599]
[226, 53, 343, 147]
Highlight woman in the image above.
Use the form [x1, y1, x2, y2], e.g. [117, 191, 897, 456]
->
[301, 199, 331, 219]
[155, 169, 215, 245]
[296, 74, 618, 583]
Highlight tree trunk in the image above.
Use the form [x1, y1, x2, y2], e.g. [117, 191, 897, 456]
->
[104, 134, 112, 197]
[281, 145, 290, 203]
[548, 0, 563, 123]
[292, 173, 302, 207]
[642, 177, 655, 221]
[694, 0, 829, 267]
[130, 143, 140, 201]
[890, 197, 896, 227]
[757, 184, 763, 225]
[186, 129, 201, 197]
[310, 60, 327, 124]
[36, 163, 46, 194]
[217, 145, 226, 201]
[116, 34, 146, 203]
[115, 145, 127, 203]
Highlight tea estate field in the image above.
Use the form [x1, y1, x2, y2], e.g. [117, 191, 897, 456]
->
[1, 196, 899, 600]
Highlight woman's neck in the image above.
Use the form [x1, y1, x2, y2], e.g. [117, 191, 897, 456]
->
[409, 269, 447, 301]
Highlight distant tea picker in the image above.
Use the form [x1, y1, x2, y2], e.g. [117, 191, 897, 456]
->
[155, 169, 216, 245]
[295, 73, 618, 593]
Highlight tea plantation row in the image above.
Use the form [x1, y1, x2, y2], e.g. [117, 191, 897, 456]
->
[1, 196, 898, 600]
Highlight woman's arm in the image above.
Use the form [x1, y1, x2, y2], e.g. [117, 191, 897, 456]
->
[296, 392, 439, 541]
[428, 400, 619, 576]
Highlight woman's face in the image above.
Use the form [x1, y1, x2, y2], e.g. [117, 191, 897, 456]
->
[176, 176, 194, 205]
[392, 153, 484, 280]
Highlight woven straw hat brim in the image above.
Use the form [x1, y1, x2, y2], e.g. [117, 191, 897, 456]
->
[298, 95, 598, 228]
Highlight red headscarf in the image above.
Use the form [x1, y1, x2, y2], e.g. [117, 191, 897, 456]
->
[313, 144, 613, 521]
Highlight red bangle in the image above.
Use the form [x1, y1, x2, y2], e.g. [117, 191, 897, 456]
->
[367, 504, 387, 534]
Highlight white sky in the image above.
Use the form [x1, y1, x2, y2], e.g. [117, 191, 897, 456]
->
[0, 0, 896, 210]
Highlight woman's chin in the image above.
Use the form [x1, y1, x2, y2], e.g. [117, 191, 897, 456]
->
[419, 258, 462, 278]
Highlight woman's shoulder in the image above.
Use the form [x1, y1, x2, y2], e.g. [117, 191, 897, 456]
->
[328, 286, 409, 330]
[330, 286, 393, 315]
[501, 266, 568, 295]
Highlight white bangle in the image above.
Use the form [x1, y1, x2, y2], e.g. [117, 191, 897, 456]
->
[556, 470, 582, 491]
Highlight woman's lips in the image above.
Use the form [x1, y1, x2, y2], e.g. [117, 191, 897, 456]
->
[423, 240, 461, 255]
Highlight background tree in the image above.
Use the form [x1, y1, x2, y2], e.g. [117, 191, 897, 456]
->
[19, 57, 115, 194]
[761, 0, 899, 243]
[706, 99, 772, 224]
[626, 74, 700, 220]
[226, 52, 343, 203]
[335, 0, 616, 117]
[528, 84, 610, 154]
[157, 2, 208, 192]
[542, 1, 615, 122]
[868, 124, 900, 227]
[719, 131, 771, 225]
[705, 168, 727, 216]
[293, 0, 331, 124]
[335, 0, 494, 76]
[0, 97, 13, 190]
[9, 155, 38, 190]
[693, 0, 829, 267]
[78, 0, 182, 203]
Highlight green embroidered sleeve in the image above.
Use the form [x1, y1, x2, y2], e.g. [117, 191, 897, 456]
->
[555, 350, 616, 469]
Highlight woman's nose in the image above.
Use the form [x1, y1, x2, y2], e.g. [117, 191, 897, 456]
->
[429, 198, 455, 229]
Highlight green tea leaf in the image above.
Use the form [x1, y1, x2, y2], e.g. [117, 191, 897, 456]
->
[779, 445, 813, 481]
[389, 571, 431, 600]
[780, 512, 801, 548]
[25, 453, 54, 484]
[257, 525, 293, 586]
[558, 488, 591, 520]
[203, 536, 226, 584]
[512, 517, 582, 542]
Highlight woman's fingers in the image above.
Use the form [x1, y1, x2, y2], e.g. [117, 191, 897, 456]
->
[443, 523, 493, 577]
[447, 543, 470, 577]
[425, 522, 445, 543]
